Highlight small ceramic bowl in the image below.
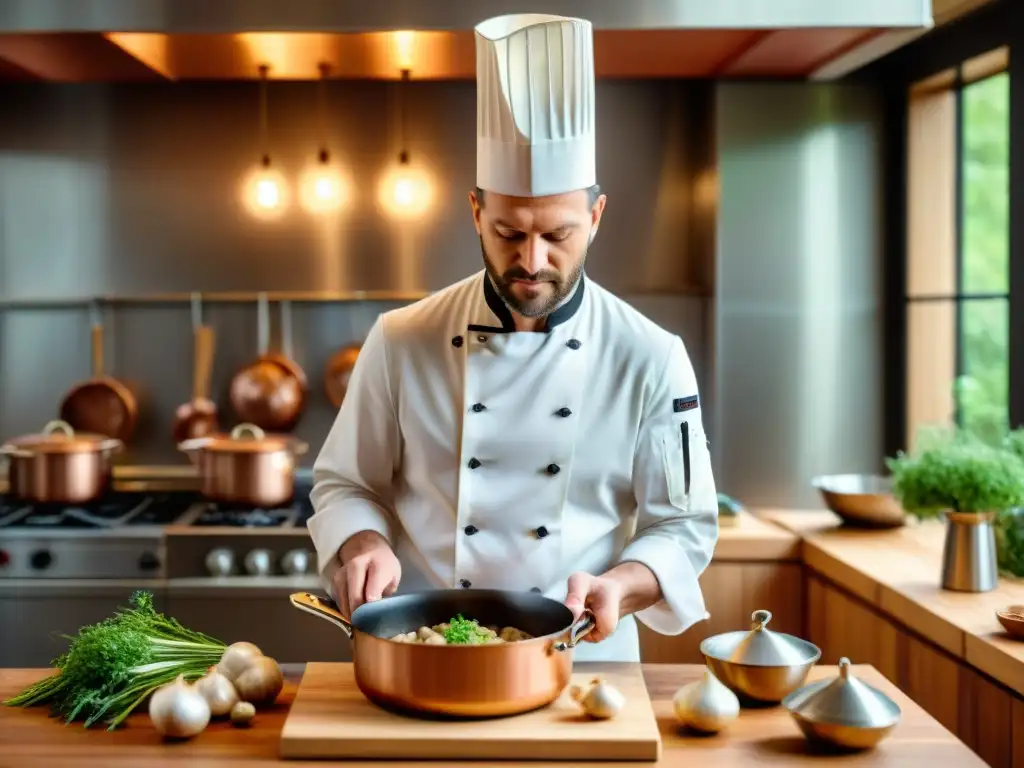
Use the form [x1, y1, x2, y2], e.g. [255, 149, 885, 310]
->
[995, 605, 1024, 639]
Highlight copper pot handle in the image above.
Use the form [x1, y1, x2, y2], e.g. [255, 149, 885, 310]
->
[289, 591, 354, 639]
[231, 423, 265, 440]
[1, 420, 122, 458]
[552, 611, 597, 652]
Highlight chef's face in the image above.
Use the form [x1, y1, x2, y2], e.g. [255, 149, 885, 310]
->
[470, 187, 606, 319]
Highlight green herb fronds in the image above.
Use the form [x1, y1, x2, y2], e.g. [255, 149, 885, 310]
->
[442, 615, 491, 645]
[4, 590, 226, 730]
[886, 440, 1024, 518]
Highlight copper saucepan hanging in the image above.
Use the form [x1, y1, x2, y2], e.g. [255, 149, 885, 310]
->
[59, 304, 138, 444]
[229, 294, 307, 432]
[172, 293, 220, 444]
[324, 342, 361, 410]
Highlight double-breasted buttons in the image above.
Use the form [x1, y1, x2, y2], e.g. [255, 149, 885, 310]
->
[535, 526, 549, 539]
[471, 403, 486, 413]
[556, 407, 572, 418]
[566, 338, 582, 350]
[546, 463, 560, 475]
[464, 524, 479, 536]
[460, 579, 472, 588]
[452, 335, 463, 348]
[468, 458, 482, 469]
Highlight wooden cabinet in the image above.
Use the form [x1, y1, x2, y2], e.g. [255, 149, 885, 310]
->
[638, 562, 803, 664]
[807, 571, 1017, 768]
[806, 572, 900, 684]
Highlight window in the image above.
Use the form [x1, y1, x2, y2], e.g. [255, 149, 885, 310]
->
[905, 48, 1009, 449]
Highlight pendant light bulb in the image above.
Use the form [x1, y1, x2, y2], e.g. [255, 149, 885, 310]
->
[243, 66, 289, 218]
[302, 62, 346, 214]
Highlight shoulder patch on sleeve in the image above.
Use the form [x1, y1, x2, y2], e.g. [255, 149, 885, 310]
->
[672, 395, 699, 413]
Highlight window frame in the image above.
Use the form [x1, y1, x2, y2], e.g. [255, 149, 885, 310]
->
[854, 0, 1020, 459]
[903, 62, 1010, 437]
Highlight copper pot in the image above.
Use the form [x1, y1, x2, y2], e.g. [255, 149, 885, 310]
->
[60, 321, 138, 443]
[324, 343, 361, 410]
[178, 422, 308, 507]
[230, 297, 307, 432]
[173, 296, 220, 443]
[1, 420, 123, 503]
[289, 590, 595, 718]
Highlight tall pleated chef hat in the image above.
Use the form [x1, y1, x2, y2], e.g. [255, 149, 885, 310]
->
[474, 13, 596, 198]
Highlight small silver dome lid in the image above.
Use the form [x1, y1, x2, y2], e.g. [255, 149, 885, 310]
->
[700, 610, 821, 667]
[782, 657, 902, 728]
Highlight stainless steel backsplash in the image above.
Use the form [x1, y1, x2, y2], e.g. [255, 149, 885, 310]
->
[0, 79, 713, 465]
[712, 82, 885, 509]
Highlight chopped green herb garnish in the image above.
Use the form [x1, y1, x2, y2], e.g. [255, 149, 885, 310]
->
[442, 614, 491, 645]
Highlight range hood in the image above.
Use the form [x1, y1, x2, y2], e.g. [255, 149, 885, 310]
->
[0, 0, 941, 82]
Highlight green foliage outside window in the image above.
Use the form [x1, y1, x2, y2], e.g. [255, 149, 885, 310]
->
[956, 71, 1010, 446]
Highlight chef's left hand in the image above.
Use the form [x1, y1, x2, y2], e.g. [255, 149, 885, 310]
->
[563, 571, 624, 643]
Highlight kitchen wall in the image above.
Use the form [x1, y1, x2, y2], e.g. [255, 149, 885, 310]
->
[712, 82, 885, 509]
[0, 79, 713, 465]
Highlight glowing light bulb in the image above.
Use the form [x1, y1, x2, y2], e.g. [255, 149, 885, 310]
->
[255, 176, 280, 209]
[393, 176, 415, 207]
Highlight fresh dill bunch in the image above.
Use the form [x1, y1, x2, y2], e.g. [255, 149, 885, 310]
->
[4, 590, 226, 729]
[442, 615, 491, 645]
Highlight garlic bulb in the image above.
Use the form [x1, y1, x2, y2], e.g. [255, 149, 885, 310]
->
[672, 668, 740, 734]
[216, 641, 263, 683]
[148, 674, 211, 739]
[195, 668, 240, 717]
[233, 655, 284, 706]
[569, 677, 625, 720]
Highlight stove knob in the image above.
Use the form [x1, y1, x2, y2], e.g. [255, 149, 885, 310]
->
[205, 548, 235, 577]
[244, 549, 273, 577]
[280, 549, 312, 576]
[30, 550, 53, 571]
[138, 551, 161, 572]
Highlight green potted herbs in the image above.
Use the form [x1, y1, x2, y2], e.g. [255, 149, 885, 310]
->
[886, 439, 1024, 592]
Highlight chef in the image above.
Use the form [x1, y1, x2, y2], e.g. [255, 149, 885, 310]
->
[307, 12, 719, 662]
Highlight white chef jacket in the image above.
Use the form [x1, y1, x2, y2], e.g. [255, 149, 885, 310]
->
[307, 269, 719, 662]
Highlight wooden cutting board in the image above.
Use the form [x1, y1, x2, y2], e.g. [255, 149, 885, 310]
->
[279, 662, 662, 761]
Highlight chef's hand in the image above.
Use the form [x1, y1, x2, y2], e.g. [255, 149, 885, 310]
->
[563, 571, 624, 643]
[335, 530, 401, 617]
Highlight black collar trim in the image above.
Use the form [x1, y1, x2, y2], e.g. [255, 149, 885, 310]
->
[472, 274, 586, 334]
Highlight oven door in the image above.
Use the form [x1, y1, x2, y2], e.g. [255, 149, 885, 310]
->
[166, 576, 352, 664]
[0, 579, 168, 667]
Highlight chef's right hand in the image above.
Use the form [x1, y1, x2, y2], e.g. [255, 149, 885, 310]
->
[335, 530, 401, 617]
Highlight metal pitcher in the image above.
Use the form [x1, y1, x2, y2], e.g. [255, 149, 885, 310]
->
[941, 511, 998, 592]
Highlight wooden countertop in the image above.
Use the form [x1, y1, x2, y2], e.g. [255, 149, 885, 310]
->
[712, 510, 801, 561]
[760, 509, 1024, 698]
[0, 663, 982, 766]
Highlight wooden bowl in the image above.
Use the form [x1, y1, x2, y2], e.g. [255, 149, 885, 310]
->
[995, 605, 1024, 639]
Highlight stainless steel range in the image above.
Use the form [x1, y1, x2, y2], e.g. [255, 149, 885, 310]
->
[0, 467, 349, 667]
[0, 490, 195, 579]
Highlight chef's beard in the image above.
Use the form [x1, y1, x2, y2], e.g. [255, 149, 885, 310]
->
[480, 237, 586, 319]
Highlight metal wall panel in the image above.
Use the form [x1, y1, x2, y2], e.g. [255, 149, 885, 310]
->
[713, 82, 885, 509]
[0, 79, 711, 464]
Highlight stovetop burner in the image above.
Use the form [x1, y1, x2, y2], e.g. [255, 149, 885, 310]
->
[0, 491, 199, 530]
[190, 477, 315, 529]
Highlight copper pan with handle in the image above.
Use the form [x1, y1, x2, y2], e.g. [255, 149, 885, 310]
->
[59, 303, 138, 444]
[229, 294, 307, 432]
[288, 590, 595, 718]
[172, 293, 220, 444]
[323, 342, 361, 410]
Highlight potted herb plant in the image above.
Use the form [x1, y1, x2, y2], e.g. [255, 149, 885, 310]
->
[886, 440, 1024, 592]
